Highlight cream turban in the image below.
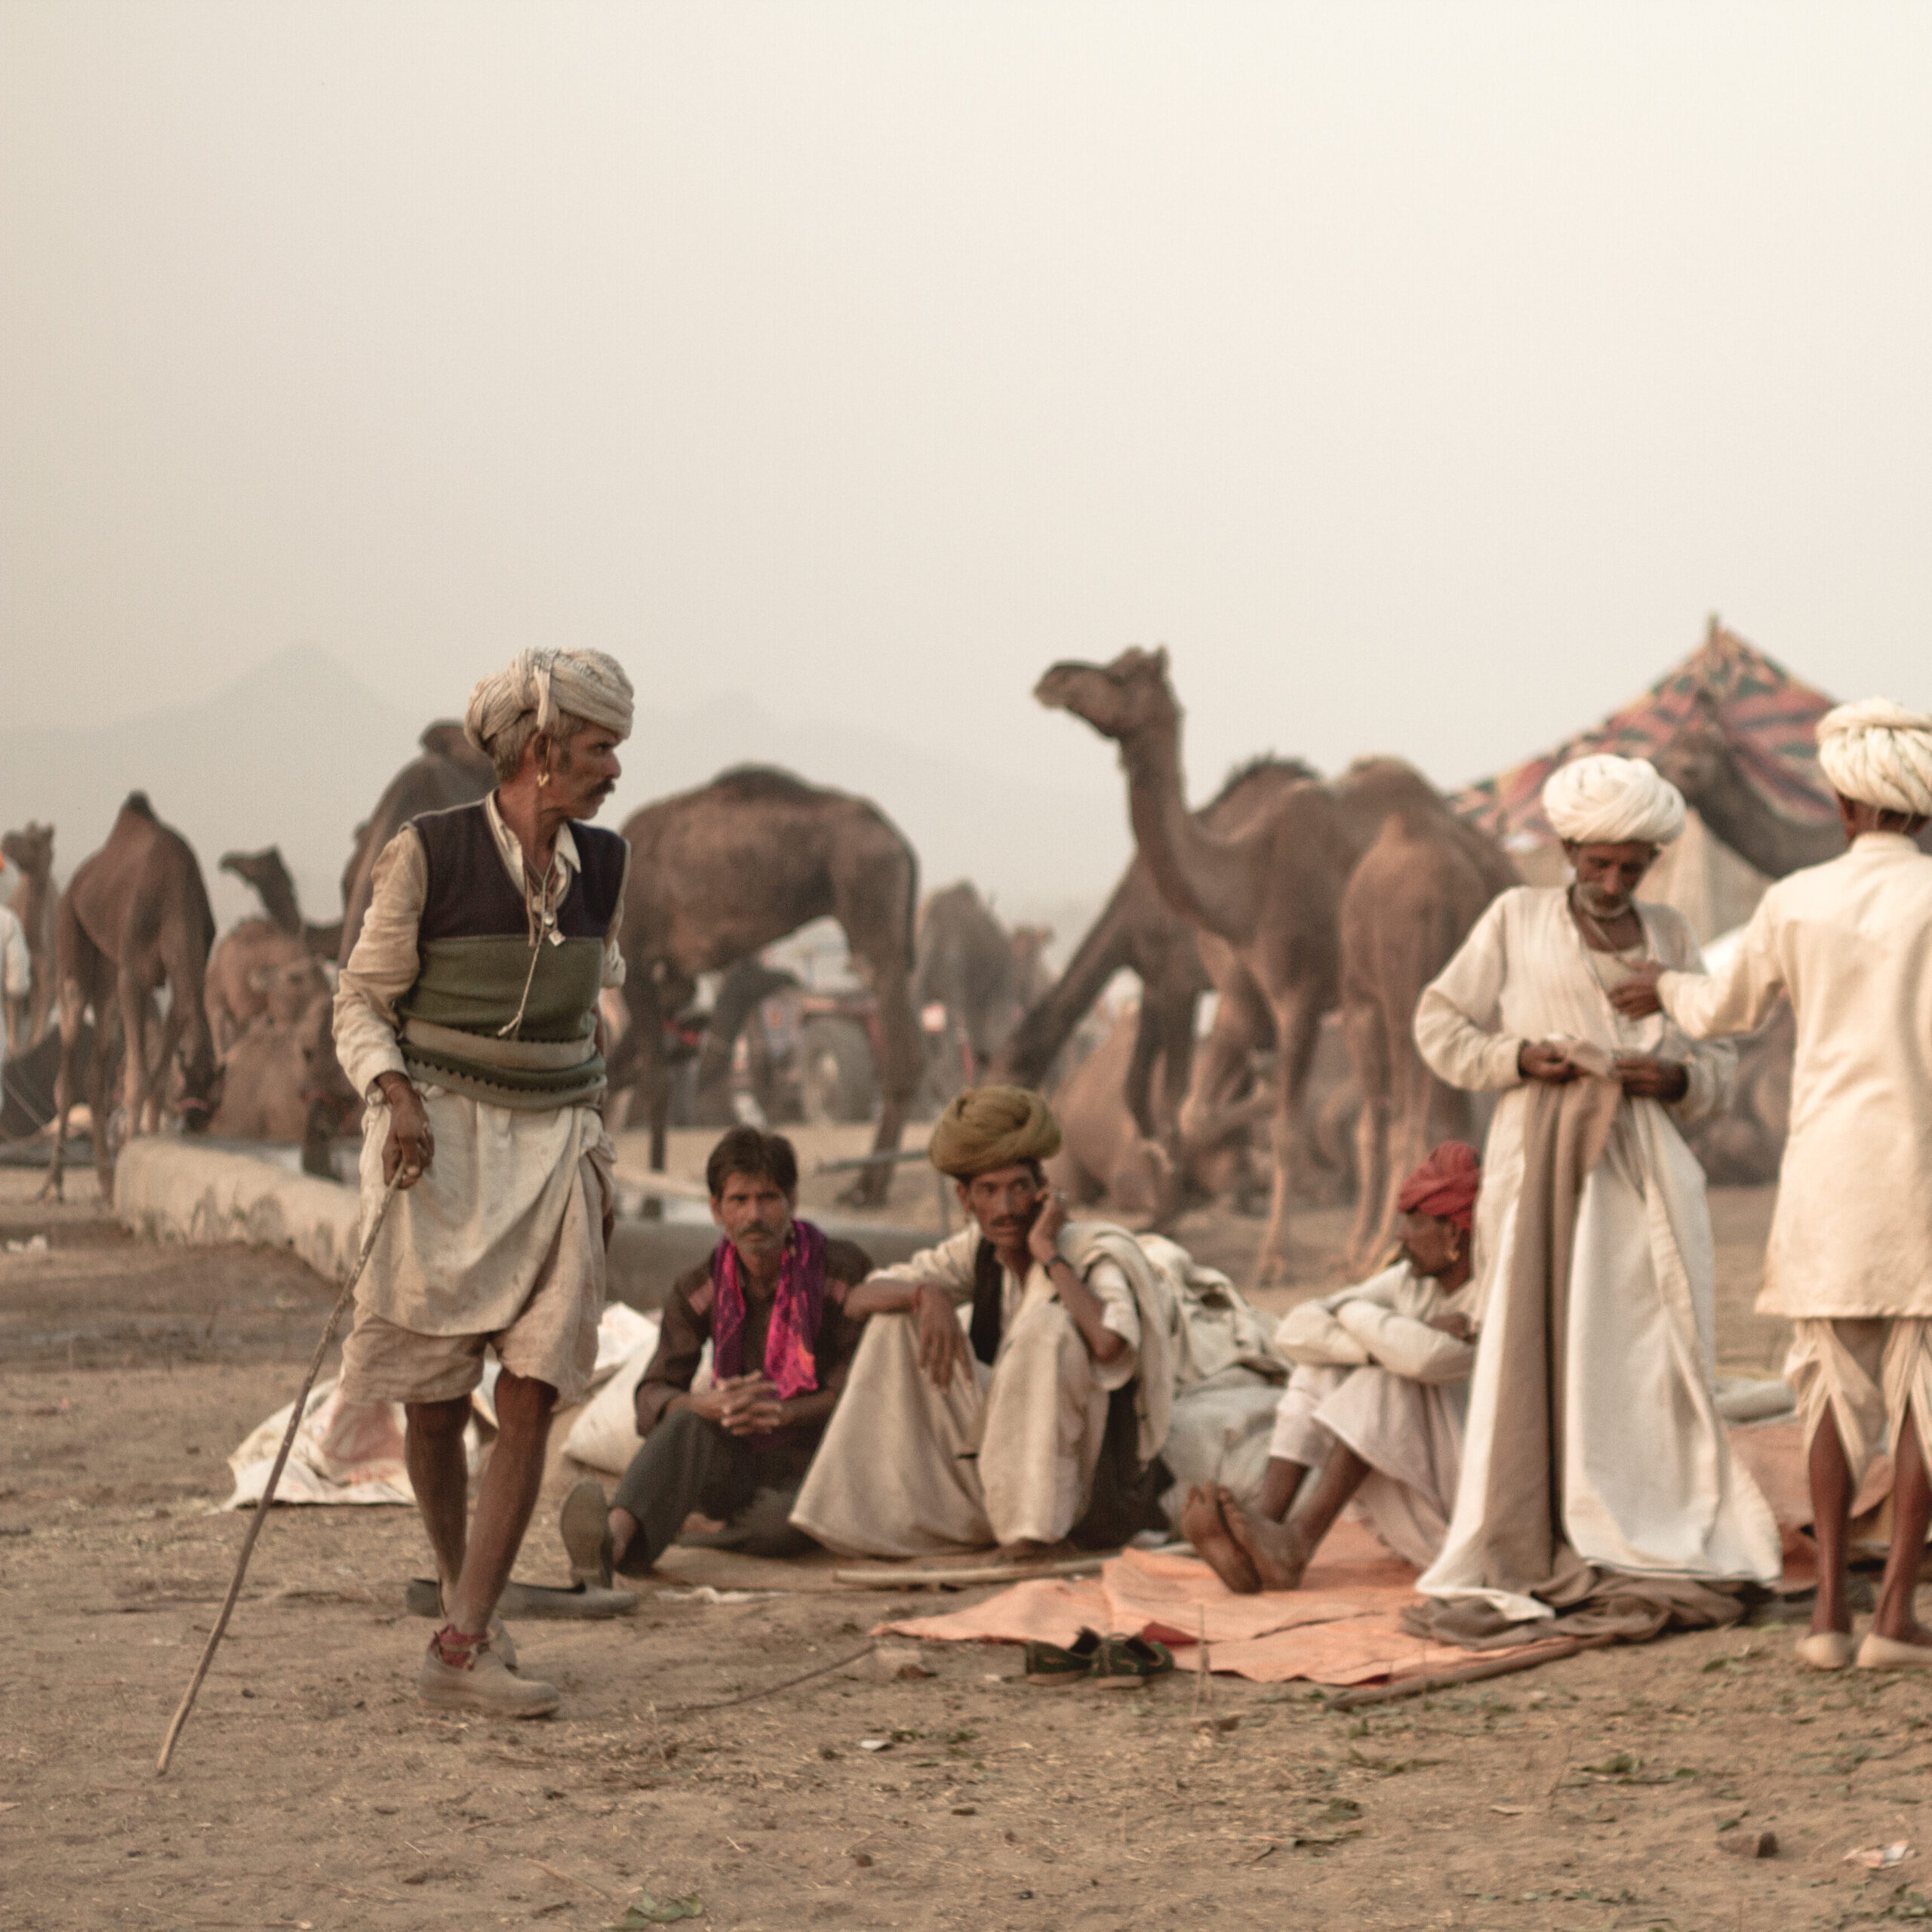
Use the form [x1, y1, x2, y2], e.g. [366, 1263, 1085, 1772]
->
[928, 1085, 1062, 1179]
[1816, 698, 1932, 818]
[1542, 754, 1686, 847]
[463, 648, 635, 756]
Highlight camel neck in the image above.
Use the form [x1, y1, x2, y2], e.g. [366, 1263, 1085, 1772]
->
[1119, 730, 1257, 943]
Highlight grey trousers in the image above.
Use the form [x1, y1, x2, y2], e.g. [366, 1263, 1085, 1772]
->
[608, 1407, 817, 1574]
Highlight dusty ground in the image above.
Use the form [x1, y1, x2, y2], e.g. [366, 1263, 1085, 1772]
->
[8, 1165, 1932, 1932]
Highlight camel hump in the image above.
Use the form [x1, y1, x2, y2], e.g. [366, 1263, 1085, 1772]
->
[122, 790, 156, 820]
[709, 764, 820, 803]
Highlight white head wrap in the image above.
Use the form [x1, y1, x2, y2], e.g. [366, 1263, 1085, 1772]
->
[463, 648, 635, 757]
[1542, 754, 1687, 847]
[1815, 698, 1932, 818]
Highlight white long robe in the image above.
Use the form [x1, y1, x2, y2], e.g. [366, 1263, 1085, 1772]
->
[1660, 832, 1932, 1318]
[1412, 886, 1780, 1621]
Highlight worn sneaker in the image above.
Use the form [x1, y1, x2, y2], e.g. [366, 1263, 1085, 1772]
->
[560, 1477, 616, 1589]
[430, 1583, 519, 1671]
[417, 1626, 559, 1718]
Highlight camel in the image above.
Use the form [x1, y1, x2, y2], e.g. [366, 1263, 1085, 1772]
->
[221, 845, 343, 959]
[1328, 757, 1520, 1265]
[41, 793, 221, 1199]
[993, 758, 1314, 1144]
[205, 912, 318, 1053]
[2, 822, 58, 1048]
[915, 881, 1035, 1097]
[614, 766, 922, 1203]
[337, 721, 496, 964]
[1038, 649, 1515, 1278]
[208, 987, 357, 1176]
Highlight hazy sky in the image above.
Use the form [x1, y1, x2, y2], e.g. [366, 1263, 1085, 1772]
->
[5, 2, 1929, 808]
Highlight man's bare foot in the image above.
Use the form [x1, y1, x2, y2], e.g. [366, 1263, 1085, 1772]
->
[1219, 1485, 1312, 1592]
[1870, 1614, 1932, 1647]
[1181, 1484, 1260, 1593]
[995, 1538, 1081, 1566]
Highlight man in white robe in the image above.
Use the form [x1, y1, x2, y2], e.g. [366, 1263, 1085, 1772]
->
[1623, 699, 1932, 1669]
[1183, 1143, 1480, 1592]
[1411, 753, 1781, 1634]
[790, 1085, 1175, 1561]
[334, 647, 632, 1715]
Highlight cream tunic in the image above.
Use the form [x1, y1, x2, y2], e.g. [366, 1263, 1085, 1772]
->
[334, 795, 623, 1337]
[789, 1223, 1147, 1555]
[1412, 887, 1779, 1619]
[1659, 832, 1932, 1318]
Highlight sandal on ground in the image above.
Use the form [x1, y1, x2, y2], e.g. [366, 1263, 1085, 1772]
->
[1093, 1633, 1176, 1688]
[1023, 1627, 1104, 1687]
[1794, 1630, 1856, 1670]
[561, 1476, 616, 1589]
[1857, 1632, 1932, 1669]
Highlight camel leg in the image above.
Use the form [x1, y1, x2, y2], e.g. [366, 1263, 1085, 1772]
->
[1254, 986, 1327, 1285]
[36, 977, 88, 1202]
[848, 961, 920, 1210]
[109, 970, 152, 1192]
[1340, 995, 1392, 1275]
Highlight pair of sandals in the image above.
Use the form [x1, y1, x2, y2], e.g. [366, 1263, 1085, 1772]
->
[1023, 1626, 1174, 1688]
[1797, 1628, 1932, 1671]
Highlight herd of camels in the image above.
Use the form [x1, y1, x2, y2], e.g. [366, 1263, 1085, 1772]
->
[2, 648, 1847, 1278]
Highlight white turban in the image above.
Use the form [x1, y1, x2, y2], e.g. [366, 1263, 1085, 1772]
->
[463, 648, 635, 756]
[1541, 754, 1687, 847]
[1816, 698, 1932, 818]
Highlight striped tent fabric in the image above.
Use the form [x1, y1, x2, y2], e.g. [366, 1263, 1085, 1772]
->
[1449, 620, 1838, 849]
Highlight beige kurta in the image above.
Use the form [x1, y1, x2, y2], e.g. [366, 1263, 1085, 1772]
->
[789, 1221, 1151, 1556]
[1412, 886, 1780, 1620]
[1270, 1261, 1474, 1568]
[1659, 832, 1932, 1318]
[334, 794, 623, 1338]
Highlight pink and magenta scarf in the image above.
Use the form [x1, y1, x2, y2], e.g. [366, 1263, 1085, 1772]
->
[710, 1218, 826, 1398]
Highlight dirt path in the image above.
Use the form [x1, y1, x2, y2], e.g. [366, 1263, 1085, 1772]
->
[7, 1174, 1932, 1931]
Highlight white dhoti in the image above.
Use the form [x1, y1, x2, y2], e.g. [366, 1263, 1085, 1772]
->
[1786, 1318, 1932, 1483]
[789, 1299, 1109, 1556]
[1270, 1363, 1467, 1570]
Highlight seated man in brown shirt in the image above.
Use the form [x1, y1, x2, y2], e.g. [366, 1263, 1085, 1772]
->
[559, 1125, 869, 1580]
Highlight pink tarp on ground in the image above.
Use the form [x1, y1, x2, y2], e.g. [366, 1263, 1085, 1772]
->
[881, 1423, 1822, 1686]
[877, 1519, 1561, 1686]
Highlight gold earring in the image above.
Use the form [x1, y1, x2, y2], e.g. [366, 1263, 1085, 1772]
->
[537, 770, 551, 788]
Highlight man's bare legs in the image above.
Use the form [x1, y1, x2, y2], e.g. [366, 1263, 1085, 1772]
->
[1872, 1401, 1932, 1647]
[1807, 1410, 1854, 1640]
[404, 1369, 558, 1635]
[1220, 1444, 1375, 1592]
[1181, 1484, 1259, 1592]
[1257, 1456, 1307, 1524]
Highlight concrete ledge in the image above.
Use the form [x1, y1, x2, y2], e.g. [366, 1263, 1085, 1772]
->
[113, 1137, 937, 1303]
[115, 1139, 362, 1283]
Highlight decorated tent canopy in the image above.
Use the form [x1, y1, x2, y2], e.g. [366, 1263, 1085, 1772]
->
[1449, 619, 1837, 851]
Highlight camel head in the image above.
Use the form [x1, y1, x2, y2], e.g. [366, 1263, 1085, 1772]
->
[420, 719, 498, 780]
[2, 821, 54, 881]
[1034, 646, 1180, 747]
[220, 846, 287, 891]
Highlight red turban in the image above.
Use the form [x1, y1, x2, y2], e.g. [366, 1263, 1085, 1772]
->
[1396, 1141, 1481, 1232]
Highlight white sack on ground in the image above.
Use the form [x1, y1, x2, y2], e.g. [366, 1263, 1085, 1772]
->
[226, 1305, 658, 1507]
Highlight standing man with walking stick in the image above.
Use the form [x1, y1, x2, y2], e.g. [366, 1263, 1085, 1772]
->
[334, 647, 634, 1716]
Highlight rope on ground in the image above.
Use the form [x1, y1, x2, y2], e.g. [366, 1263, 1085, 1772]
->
[654, 1640, 880, 1716]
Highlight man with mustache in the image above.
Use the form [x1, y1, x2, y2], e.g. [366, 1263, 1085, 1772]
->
[791, 1085, 1171, 1564]
[556, 1125, 872, 1583]
[334, 647, 633, 1716]
[1182, 1143, 1480, 1593]
[1407, 753, 1779, 1638]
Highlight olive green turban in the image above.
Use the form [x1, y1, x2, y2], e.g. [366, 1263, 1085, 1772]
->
[928, 1085, 1062, 1180]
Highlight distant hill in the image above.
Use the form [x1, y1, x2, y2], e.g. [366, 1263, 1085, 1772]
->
[0, 645, 1130, 949]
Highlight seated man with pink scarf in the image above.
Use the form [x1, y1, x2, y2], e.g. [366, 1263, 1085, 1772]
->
[558, 1126, 869, 1580]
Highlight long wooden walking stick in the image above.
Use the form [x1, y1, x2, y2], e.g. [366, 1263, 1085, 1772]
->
[156, 1173, 402, 1776]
